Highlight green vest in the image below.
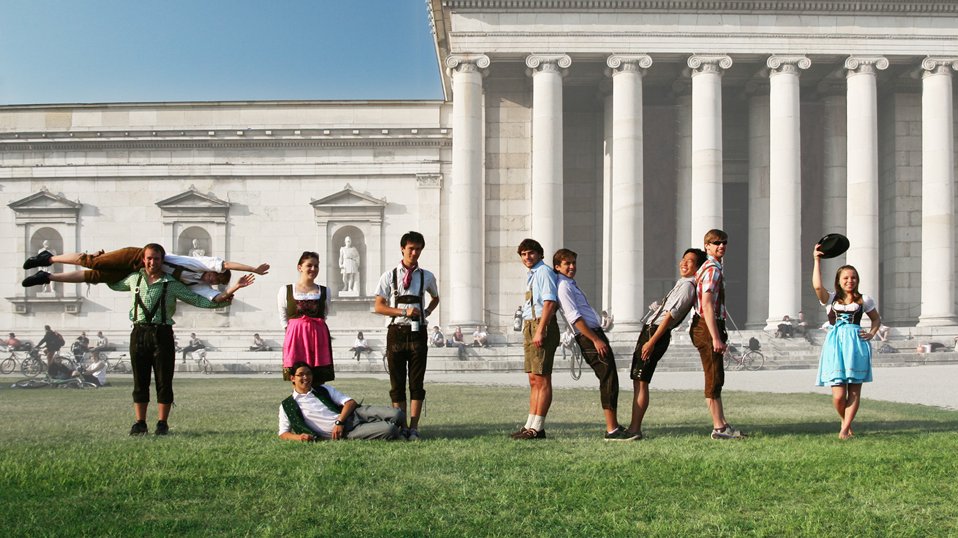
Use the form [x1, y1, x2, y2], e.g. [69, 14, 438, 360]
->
[281, 386, 343, 436]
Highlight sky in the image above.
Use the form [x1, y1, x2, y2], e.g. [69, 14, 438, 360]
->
[0, 0, 444, 105]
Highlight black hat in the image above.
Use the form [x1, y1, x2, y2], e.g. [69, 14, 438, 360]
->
[817, 233, 849, 259]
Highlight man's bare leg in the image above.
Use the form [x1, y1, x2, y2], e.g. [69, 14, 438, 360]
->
[707, 397, 727, 429]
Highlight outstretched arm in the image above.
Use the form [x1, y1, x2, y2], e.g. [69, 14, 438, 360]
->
[212, 274, 256, 303]
[223, 261, 270, 275]
[811, 244, 829, 304]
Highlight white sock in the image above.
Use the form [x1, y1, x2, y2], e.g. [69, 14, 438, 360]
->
[530, 415, 545, 432]
[524, 414, 535, 429]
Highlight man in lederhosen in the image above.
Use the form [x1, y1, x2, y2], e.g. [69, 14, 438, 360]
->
[510, 238, 560, 440]
[108, 243, 254, 436]
[373, 231, 439, 441]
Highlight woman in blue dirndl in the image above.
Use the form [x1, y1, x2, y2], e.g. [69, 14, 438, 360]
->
[812, 244, 881, 439]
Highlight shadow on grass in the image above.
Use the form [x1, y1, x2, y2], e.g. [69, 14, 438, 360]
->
[421, 417, 958, 441]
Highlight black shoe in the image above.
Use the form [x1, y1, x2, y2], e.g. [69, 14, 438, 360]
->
[155, 421, 169, 436]
[129, 421, 148, 436]
[22, 270, 51, 288]
[23, 250, 54, 270]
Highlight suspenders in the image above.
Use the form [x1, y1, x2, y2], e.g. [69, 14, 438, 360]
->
[133, 273, 170, 324]
[389, 267, 425, 325]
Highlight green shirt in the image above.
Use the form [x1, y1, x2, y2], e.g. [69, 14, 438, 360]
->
[108, 270, 223, 325]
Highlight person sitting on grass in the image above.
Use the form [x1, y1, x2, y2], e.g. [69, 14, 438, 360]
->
[278, 362, 405, 441]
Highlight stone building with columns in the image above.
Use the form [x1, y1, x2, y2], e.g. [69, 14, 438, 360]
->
[2, 1, 958, 342]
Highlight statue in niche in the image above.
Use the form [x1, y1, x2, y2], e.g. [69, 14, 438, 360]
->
[338, 236, 361, 296]
[188, 238, 206, 257]
[37, 240, 57, 294]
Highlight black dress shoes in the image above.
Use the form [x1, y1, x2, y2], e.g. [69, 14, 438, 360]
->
[23, 250, 54, 270]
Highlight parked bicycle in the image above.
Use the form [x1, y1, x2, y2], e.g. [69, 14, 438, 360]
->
[95, 350, 130, 374]
[721, 312, 766, 371]
[723, 344, 766, 371]
[185, 350, 212, 374]
[11, 354, 99, 389]
[1, 348, 28, 375]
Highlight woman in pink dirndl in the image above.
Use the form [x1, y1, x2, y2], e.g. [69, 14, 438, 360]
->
[278, 251, 333, 382]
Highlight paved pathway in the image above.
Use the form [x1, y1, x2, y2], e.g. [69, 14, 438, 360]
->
[343, 364, 958, 410]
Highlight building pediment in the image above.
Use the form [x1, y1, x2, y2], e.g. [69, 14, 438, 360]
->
[312, 185, 386, 223]
[311, 184, 387, 209]
[156, 186, 229, 223]
[7, 188, 82, 223]
[156, 186, 230, 210]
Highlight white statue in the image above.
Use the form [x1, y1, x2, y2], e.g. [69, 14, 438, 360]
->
[338, 236, 361, 294]
[38, 240, 56, 293]
[188, 238, 205, 257]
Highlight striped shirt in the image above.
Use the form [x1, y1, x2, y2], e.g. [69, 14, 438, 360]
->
[108, 270, 222, 325]
[694, 256, 726, 320]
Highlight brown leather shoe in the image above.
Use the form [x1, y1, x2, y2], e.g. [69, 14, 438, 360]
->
[516, 428, 545, 440]
[509, 427, 529, 439]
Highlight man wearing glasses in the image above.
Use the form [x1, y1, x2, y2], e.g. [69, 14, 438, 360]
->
[278, 362, 405, 441]
[691, 229, 746, 440]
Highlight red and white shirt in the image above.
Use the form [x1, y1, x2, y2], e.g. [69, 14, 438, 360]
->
[694, 256, 726, 320]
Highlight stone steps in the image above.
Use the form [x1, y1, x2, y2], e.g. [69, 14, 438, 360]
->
[169, 327, 957, 374]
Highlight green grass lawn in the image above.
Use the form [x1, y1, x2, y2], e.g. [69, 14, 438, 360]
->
[1, 376, 956, 537]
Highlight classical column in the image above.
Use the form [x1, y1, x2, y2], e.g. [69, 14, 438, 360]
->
[766, 56, 810, 329]
[688, 55, 732, 246]
[600, 84, 613, 309]
[819, 84, 848, 242]
[745, 79, 770, 329]
[445, 54, 489, 327]
[606, 54, 652, 327]
[919, 57, 958, 326]
[844, 56, 887, 293]
[526, 54, 571, 255]
[672, 81, 693, 256]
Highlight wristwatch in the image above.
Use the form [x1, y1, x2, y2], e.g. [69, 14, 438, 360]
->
[334, 419, 344, 426]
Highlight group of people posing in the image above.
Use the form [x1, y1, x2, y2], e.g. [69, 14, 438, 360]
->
[20, 227, 879, 441]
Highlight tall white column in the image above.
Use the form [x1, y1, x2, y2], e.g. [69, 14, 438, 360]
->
[745, 82, 770, 329]
[688, 55, 732, 246]
[601, 87, 613, 310]
[919, 57, 958, 326]
[445, 54, 489, 328]
[820, 90, 848, 241]
[844, 56, 887, 293]
[766, 56, 810, 329]
[673, 85, 693, 256]
[526, 54, 571, 256]
[606, 54, 652, 327]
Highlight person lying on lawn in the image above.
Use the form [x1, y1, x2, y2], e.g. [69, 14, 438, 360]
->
[278, 362, 405, 442]
[22, 246, 267, 302]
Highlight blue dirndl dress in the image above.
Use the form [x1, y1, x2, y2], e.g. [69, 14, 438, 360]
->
[816, 296, 874, 386]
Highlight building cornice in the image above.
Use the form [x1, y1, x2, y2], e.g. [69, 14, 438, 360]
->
[0, 128, 451, 152]
[442, 0, 958, 16]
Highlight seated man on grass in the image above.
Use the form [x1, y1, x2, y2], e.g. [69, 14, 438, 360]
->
[279, 362, 405, 442]
[22, 246, 267, 303]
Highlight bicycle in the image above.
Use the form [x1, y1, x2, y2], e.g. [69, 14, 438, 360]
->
[723, 345, 765, 371]
[11, 355, 99, 389]
[1, 348, 28, 375]
[97, 350, 130, 374]
[18, 348, 50, 378]
[185, 350, 212, 374]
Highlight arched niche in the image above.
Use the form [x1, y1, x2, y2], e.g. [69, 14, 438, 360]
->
[177, 226, 213, 257]
[330, 226, 367, 297]
[29, 227, 64, 297]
